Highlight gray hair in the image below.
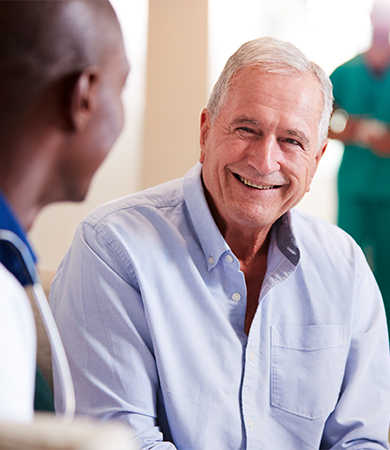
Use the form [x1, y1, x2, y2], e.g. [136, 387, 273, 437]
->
[207, 36, 333, 145]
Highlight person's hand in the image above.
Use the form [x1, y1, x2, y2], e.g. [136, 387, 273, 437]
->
[328, 113, 361, 143]
[329, 112, 390, 156]
[355, 119, 390, 156]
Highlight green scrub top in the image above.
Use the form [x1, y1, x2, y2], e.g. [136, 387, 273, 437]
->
[330, 54, 390, 200]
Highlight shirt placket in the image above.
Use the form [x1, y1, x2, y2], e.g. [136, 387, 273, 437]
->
[222, 250, 247, 344]
[241, 308, 262, 449]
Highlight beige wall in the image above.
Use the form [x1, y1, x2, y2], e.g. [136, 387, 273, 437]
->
[29, 0, 208, 272]
[143, 0, 208, 188]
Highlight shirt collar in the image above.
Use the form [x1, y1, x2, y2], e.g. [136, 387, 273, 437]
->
[183, 164, 300, 269]
[0, 190, 37, 285]
[183, 164, 230, 270]
[274, 211, 300, 266]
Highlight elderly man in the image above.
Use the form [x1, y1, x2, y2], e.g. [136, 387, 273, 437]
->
[51, 37, 390, 449]
[0, 0, 129, 422]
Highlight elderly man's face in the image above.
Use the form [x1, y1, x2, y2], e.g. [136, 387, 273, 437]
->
[200, 66, 327, 235]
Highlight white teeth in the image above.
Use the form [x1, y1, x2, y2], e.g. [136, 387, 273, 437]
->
[238, 175, 274, 190]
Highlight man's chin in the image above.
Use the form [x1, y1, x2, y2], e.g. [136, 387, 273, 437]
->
[63, 185, 89, 204]
[72, 191, 88, 203]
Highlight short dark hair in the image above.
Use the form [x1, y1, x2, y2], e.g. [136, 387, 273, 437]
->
[0, 0, 120, 136]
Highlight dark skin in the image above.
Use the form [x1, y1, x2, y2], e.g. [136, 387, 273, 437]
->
[0, 71, 99, 230]
[0, 1, 129, 231]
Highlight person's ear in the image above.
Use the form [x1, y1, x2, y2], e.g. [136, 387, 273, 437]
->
[199, 108, 210, 164]
[306, 139, 328, 193]
[68, 67, 100, 131]
[314, 139, 328, 172]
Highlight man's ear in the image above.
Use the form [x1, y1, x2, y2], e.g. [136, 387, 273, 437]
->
[199, 108, 210, 164]
[306, 139, 328, 193]
[314, 139, 328, 173]
[68, 67, 100, 131]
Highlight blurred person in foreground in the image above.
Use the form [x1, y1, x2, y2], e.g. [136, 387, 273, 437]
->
[329, 0, 390, 334]
[0, 0, 129, 422]
[51, 36, 390, 449]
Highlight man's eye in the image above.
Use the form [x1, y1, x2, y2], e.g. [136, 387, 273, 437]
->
[236, 127, 257, 135]
[285, 138, 302, 147]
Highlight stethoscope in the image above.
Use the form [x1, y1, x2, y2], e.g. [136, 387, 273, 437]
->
[0, 229, 75, 422]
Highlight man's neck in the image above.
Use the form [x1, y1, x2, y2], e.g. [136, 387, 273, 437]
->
[223, 224, 271, 336]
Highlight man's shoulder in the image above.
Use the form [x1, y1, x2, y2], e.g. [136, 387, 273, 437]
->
[289, 209, 367, 281]
[84, 177, 185, 229]
[291, 208, 358, 255]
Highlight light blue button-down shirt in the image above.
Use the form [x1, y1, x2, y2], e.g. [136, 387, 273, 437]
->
[51, 164, 390, 449]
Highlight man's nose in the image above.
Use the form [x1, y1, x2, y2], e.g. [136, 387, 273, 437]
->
[247, 136, 280, 175]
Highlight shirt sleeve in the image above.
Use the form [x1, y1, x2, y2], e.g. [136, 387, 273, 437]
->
[0, 264, 36, 423]
[320, 249, 390, 449]
[50, 222, 177, 450]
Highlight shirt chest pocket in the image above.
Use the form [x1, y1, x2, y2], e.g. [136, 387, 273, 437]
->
[270, 324, 348, 420]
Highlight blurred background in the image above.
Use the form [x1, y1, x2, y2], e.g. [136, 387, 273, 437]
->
[30, 0, 375, 271]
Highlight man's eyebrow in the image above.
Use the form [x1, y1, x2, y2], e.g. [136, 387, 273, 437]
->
[230, 117, 311, 146]
[286, 129, 310, 146]
[231, 117, 259, 127]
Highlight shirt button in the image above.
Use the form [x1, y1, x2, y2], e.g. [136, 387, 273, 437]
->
[226, 254, 234, 263]
[249, 419, 254, 429]
[249, 352, 254, 362]
[208, 256, 214, 265]
[232, 292, 241, 302]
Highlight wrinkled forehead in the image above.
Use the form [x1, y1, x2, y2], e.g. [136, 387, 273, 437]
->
[226, 67, 323, 114]
[222, 68, 324, 147]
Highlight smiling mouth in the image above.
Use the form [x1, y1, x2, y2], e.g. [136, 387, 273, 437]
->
[235, 174, 280, 190]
